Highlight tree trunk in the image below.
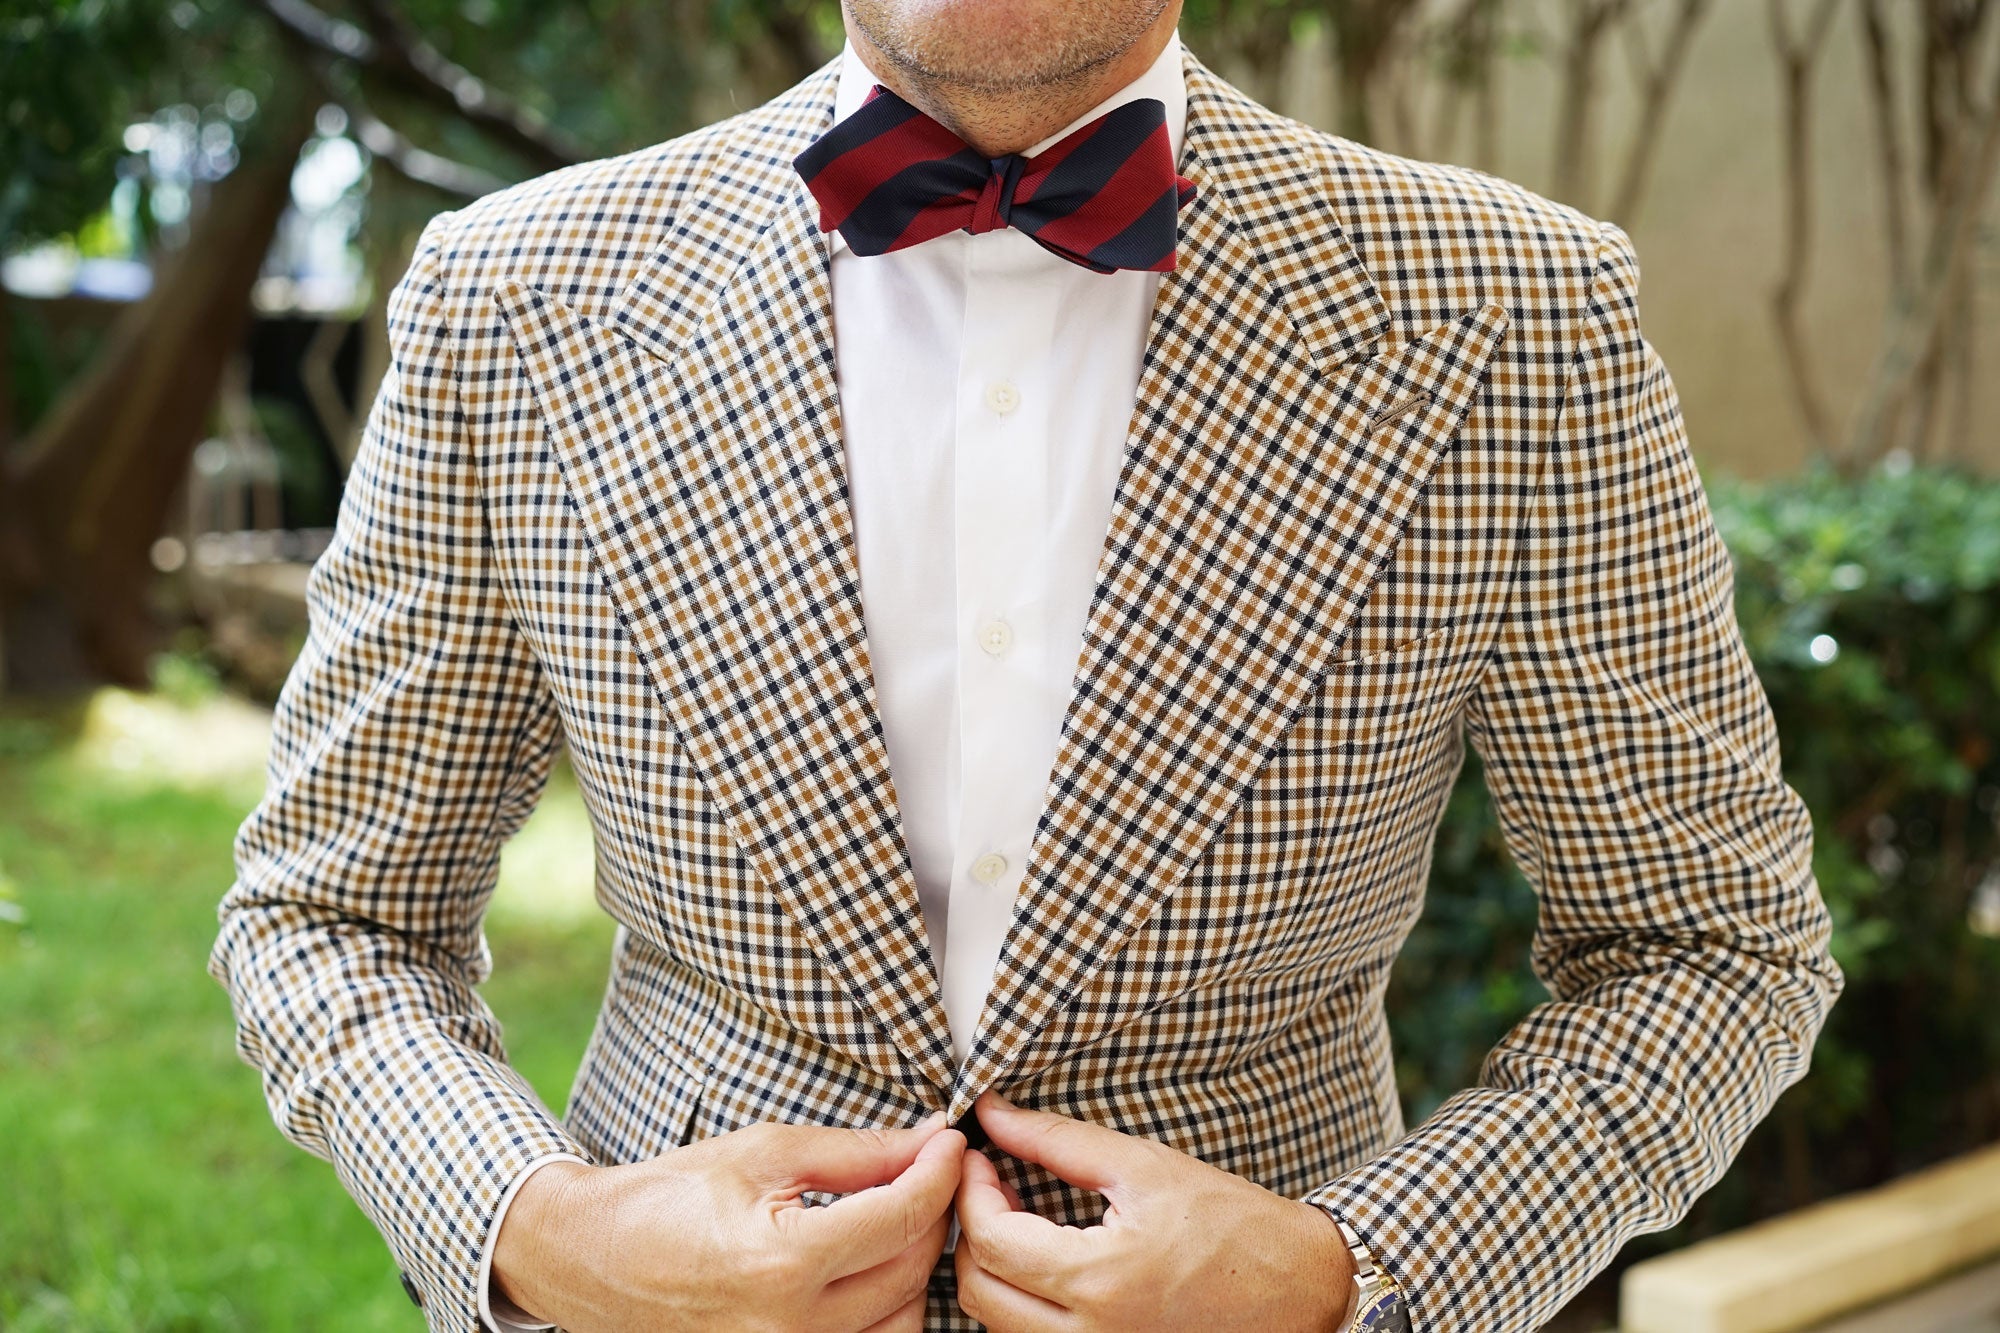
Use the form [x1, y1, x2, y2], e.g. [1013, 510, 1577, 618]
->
[1552, 0, 1630, 210]
[0, 104, 313, 694]
[1767, 0, 1845, 452]
[1844, 40, 2000, 471]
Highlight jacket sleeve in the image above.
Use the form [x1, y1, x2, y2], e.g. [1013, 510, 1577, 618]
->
[207, 208, 599, 1331]
[1301, 218, 1844, 1332]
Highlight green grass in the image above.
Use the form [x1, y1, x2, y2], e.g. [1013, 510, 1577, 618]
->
[0, 687, 615, 1330]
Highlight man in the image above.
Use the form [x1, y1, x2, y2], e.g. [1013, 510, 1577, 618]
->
[208, 0, 1844, 1328]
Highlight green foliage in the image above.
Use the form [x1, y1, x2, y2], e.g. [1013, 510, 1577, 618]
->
[0, 0, 808, 251]
[148, 637, 225, 708]
[1387, 458, 2000, 1234]
[252, 393, 335, 525]
[0, 694, 616, 1324]
[0, 0, 278, 245]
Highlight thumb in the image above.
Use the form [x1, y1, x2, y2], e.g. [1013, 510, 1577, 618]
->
[764, 1111, 952, 1195]
[803, 1124, 966, 1279]
[972, 1090, 1141, 1197]
[954, 1146, 1022, 1227]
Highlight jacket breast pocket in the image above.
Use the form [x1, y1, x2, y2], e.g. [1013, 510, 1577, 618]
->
[1311, 619, 1471, 743]
[1033, 620, 1485, 1063]
[1278, 618, 1480, 948]
[1153, 622, 1476, 978]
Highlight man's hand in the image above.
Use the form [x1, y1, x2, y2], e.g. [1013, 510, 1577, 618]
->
[953, 1091, 1355, 1332]
[492, 1111, 964, 1332]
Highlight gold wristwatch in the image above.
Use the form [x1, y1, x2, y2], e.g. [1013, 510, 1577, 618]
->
[1331, 1214, 1411, 1333]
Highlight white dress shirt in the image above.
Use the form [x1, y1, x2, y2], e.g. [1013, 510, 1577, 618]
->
[480, 30, 1188, 1328]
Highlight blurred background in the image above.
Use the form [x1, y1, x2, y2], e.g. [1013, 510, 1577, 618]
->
[1, 0, 1997, 1329]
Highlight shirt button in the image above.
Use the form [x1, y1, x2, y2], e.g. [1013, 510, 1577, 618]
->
[971, 852, 1009, 885]
[977, 619, 1013, 655]
[984, 380, 1021, 415]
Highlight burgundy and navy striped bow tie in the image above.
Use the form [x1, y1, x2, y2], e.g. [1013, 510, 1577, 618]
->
[793, 84, 1197, 274]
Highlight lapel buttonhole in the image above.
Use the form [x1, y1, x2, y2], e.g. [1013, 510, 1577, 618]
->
[1367, 391, 1435, 433]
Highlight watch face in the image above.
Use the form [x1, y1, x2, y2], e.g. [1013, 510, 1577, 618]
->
[1354, 1289, 1409, 1333]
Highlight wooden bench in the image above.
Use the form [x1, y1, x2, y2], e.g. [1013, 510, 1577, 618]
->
[1620, 1143, 2000, 1333]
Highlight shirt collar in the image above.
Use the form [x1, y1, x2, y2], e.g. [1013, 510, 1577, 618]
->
[822, 29, 1188, 258]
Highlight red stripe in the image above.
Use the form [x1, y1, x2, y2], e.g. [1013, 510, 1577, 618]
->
[811, 113, 973, 232]
[885, 184, 983, 250]
[1028, 121, 1175, 257]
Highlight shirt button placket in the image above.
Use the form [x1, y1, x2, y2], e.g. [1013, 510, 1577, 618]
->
[943, 233, 1057, 1068]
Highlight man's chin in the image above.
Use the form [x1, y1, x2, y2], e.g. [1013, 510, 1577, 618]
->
[849, 0, 1143, 91]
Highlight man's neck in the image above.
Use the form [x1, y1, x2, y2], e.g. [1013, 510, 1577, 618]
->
[841, 8, 1180, 158]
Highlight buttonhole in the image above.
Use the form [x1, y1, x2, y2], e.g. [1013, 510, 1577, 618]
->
[1368, 392, 1434, 432]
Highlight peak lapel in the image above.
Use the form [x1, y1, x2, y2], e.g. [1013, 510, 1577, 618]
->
[494, 60, 958, 1101]
[949, 49, 1511, 1110]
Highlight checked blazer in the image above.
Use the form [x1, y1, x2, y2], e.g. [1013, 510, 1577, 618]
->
[209, 38, 1843, 1333]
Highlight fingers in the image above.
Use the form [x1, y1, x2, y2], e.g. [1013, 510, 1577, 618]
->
[815, 1206, 948, 1330]
[803, 1124, 965, 1278]
[954, 1146, 1015, 1228]
[856, 1290, 927, 1333]
[954, 1148, 1086, 1294]
[956, 1233, 1078, 1333]
[758, 1110, 951, 1195]
[972, 1090, 1140, 1196]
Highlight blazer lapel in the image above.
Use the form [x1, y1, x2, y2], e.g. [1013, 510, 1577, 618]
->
[493, 60, 960, 1102]
[949, 49, 1511, 1110]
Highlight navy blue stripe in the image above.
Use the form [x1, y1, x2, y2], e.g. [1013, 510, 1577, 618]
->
[1083, 179, 1183, 271]
[792, 91, 924, 184]
[1031, 237, 1117, 273]
[837, 148, 989, 254]
[1022, 97, 1168, 215]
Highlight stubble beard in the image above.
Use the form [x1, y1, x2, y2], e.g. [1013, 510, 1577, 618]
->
[844, 0, 1175, 97]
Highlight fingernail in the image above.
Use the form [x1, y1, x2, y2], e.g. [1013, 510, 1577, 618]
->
[922, 1109, 948, 1130]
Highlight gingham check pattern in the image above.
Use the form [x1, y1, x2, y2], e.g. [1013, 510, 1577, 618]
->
[209, 39, 1843, 1333]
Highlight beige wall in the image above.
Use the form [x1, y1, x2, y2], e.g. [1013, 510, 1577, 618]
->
[1228, 2, 1999, 480]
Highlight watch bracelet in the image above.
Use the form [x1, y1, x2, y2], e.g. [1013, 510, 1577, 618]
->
[1329, 1212, 1410, 1333]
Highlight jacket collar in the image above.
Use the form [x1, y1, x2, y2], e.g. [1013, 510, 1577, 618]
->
[592, 42, 1393, 381]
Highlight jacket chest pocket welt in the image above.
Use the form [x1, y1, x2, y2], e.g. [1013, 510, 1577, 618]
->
[1038, 620, 1484, 1060]
[1190, 619, 1482, 976]
[1280, 618, 1483, 957]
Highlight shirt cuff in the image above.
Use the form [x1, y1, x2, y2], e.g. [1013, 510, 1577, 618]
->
[478, 1151, 589, 1331]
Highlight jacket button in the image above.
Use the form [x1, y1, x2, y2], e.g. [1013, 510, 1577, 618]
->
[951, 1110, 992, 1153]
[398, 1269, 423, 1308]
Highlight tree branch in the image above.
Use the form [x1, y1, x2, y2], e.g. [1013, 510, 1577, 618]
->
[254, 0, 581, 171]
[1423, 0, 1502, 168]
[347, 100, 511, 199]
[1859, 0, 1911, 292]
[1766, 0, 1845, 450]
[1608, 0, 1714, 224]
[278, 38, 512, 200]
[1845, 18, 2000, 469]
[1551, 0, 1634, 209]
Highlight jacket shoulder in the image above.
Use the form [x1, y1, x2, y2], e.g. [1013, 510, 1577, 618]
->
[1287, 122, 1613, 339]
[414, 61, 836, 322]
[414, 114, 739, 315]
